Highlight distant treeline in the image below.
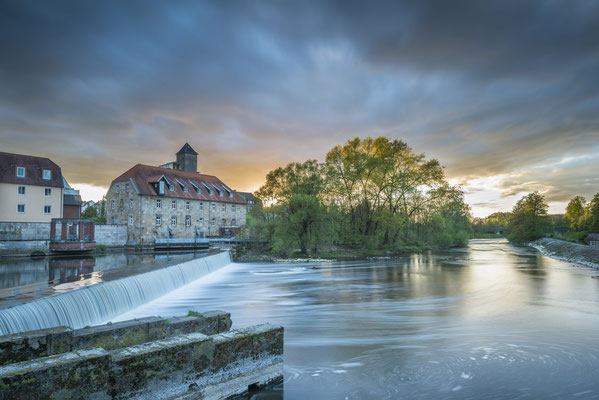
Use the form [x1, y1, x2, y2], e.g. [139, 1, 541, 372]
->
[473, 192, 599, 243]
[242, 136, 471, 257]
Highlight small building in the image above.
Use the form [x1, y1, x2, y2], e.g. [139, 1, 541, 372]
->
[63, 178, 83, 218]
[238, 191, 258, 212]
[0, 151, 65, 222]
[585, 233, 599, 248]
[105, 143, 247, 244]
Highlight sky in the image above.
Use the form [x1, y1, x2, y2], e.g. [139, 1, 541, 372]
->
[1, 0, 598, 217]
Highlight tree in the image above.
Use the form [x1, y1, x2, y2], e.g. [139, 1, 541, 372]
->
[565, 196, 586, 232]
[585, 193, 599, 232]
[507, 192, 550, 243]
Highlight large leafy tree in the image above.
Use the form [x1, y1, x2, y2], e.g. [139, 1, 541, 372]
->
[508, 192, 550, 243]
[249, 136, 472, 255]
[565, 196, 586, 232]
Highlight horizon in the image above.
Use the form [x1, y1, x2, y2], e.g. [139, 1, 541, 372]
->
[1, 1, 598, 218]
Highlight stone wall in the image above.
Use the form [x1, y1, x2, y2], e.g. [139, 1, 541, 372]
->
[0, 222, 126, 254]
[0, 312, 283, 400]
[95, 224, 127, 247]
[0, 222, 50, 241]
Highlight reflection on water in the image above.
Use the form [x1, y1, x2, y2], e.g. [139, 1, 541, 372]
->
[117, 239, 599, 399]
[0, 251, 212, 309]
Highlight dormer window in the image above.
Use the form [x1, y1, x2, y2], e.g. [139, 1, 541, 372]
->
[16, 166, 25, 177]
[196, 188, 202, 195]
[42, 169, 51, 180]
[158, 180, 165, 195]
[169, 184, 174, 191]
[183, 186, 188, 193]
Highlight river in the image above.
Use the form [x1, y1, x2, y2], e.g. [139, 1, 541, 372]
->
[112, 239, 599, 399]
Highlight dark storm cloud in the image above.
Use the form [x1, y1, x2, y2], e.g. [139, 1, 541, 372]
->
[0, 0, 598, 207]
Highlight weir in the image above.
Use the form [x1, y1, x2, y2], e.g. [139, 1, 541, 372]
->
[0, 251, 232, 335]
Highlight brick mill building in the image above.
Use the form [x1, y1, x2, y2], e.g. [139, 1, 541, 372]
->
[105, 143, 247, 244]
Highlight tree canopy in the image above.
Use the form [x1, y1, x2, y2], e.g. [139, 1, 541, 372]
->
[246, 136, 471, 256]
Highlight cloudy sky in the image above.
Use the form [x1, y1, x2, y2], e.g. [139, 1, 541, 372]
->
[1, 0, 598, 217]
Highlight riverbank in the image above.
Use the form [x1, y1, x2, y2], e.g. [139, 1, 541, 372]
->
[530, 237, 599, 269]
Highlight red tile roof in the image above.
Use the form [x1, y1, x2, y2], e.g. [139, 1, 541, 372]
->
[0, 152, 64, 188]
[113, 164, 246, 204]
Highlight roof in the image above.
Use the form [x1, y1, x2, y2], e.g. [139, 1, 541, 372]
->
[112, 164, 246, 204]
[176, 143, 198, 155]
[0, 152, 64, 188]
[238, 191, 257, 202]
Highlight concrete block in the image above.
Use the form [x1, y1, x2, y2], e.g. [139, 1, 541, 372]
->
[211, 323, 284, 371]
[0, 348, 110, 400]
[0, 326, 73, 364]
[72, 316, 162, 351]
[109, 332, 213, 398]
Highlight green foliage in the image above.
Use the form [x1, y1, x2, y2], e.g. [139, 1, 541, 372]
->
[247, 136, 472, 256]
[472, 212, 511, 234]
[186, 310, 202, 317]
[95, 244, 107, 252]
[585, 193, 599, 232]
[507, 192, 551, 243]
[565, 196, 586, 232]
[81, 199, 107, 224]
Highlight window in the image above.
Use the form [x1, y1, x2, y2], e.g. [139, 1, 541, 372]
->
[232, 218, 236, 226]
[125, 183, 129, 193]
[17, 204, 26, 213]
[156, 215, 162, 226]
[199, 218, 204, 227]
[169, 184, 174, 191]
[129, 199, 134, 209]
[171, 200, 177, 209]
[218, 189, 223, 197]
[156, 199, 162, 209]
[116, 185, 120, 193]
[232, 205, 236, 212]
[120, 199, 124, 207]
[16, 166, 25, 178]
[183, 186, 188, 193]
[43, 205, 52, 214]
[44, 188, 52, 197]
[211, 217, 215, 226]
[196, 187, 202, 194]
[171, 216, 177, 226]
[42, 169, 51, 180]
[221, 204, 226, 212]
[111, 200, 115, 210]
[185, 215, 191, 227]
[128, 215, 133, 225]
[185, 201, 190, 210]
[17, 186, 26, 195]
[222, 218, 226, 226]
[211, 203, 216, 212]
[158, 180, 165, 195]
[199, 202, 204, 211]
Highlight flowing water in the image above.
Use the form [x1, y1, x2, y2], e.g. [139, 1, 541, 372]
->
[0, 252, 231, 334]
[113, 239, 599, 399]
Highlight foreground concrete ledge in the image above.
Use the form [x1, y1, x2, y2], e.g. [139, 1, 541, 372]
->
[0, 311, 232, 365]
[0, 314, 283, 400]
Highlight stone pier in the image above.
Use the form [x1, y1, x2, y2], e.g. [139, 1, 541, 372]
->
[0, 311, 283, 399]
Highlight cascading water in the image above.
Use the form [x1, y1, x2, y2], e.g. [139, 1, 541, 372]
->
[0, 251, 232, 335]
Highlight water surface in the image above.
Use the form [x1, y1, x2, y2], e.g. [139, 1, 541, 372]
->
[114, 240, 599, 398]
